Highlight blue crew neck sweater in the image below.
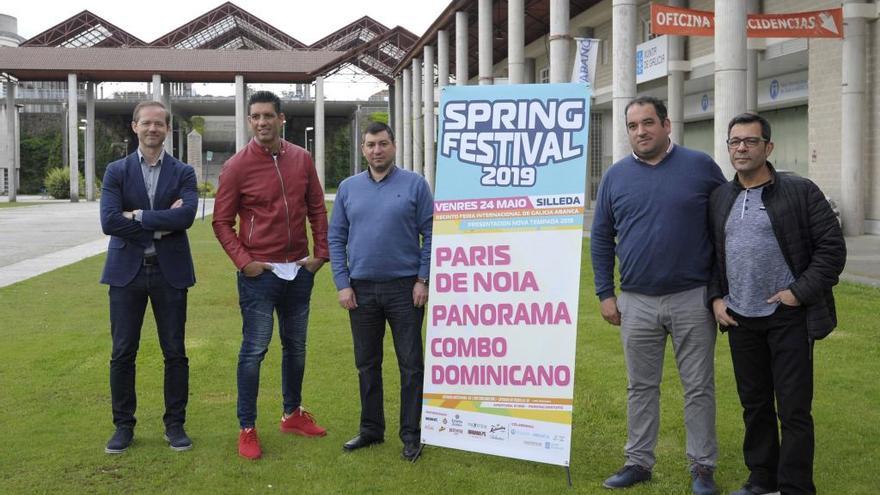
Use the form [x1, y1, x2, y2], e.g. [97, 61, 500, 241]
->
[329, 166, 433, 290]
[590, 145, 726, 300]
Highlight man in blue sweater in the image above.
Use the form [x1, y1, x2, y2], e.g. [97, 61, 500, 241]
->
[591, 96, 726, 494]
[329, 122, 433, 462]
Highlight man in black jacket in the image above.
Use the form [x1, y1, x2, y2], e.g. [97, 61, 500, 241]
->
[708, 113, 845, 495]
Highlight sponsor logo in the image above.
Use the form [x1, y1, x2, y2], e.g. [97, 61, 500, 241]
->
[523, 440, 543, 447]
[424, 424, 435, 431]
[510, 422, 533, 429]
[448, 427, 464, 435]
[489, 424, 508, 441]
[467, 429, 487, 437]
[544, 442, 564, 450]
[424, 416, 439, 423]
[439, 426, 446, 432]
[451, 417, 464, 427]
[489, 424, 507, 434]
[531, 432, 550, 440]
[770, 79, 780, 100]
[467, 422, 487, 430]
[442, 418, 448, 424]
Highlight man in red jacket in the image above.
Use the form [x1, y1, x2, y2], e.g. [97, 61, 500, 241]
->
[213, 90, 329, 460]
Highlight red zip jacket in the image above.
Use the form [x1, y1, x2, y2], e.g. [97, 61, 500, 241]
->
[212, 138, 329, 270]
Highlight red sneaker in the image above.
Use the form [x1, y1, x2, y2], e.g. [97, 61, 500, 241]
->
[238, 428, 262, 459]
[280, 407, 327, 437]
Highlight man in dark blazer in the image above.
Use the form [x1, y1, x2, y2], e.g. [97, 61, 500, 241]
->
[99, 101, 198, 454]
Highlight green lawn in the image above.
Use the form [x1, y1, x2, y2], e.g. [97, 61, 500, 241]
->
[1, 217, 877, 494]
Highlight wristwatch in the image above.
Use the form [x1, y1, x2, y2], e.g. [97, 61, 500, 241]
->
[417, 277, 429, 286]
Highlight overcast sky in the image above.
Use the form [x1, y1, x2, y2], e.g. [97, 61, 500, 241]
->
[3, 0, 451, 99]
[5, 0, 449, 44]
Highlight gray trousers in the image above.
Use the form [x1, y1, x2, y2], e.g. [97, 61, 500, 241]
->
[618, 286, 718, 469]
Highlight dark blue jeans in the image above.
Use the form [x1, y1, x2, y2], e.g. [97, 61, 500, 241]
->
[109, 264, 189, 429]
[349, 277, 424, 444]
[728, 304, 815, 495]
[236, 269, 315, 429]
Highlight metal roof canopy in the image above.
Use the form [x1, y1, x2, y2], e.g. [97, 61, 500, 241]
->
[1, 2, 418, 85]
[0, 46, 343, 83]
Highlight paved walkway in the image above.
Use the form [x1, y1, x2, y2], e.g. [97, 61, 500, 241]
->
[0, 196, 213, 288]
[0, 195, 876, 289]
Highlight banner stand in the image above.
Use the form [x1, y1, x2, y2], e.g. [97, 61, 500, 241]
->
[410, 443, 425, 464]
[566, 466, 573, 487]
[422, 82, 591, 480]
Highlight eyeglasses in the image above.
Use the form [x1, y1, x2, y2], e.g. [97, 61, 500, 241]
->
[727, 137, 767, 149]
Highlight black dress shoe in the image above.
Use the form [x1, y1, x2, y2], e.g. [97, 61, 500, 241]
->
[164, 425, 193, 452]
[401, 442, 422, 461]
[343, 434, 383, 451]
[105, 427, 134, 454]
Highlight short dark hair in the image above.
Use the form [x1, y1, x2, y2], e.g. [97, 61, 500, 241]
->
[132, 101, 170, 125]
[363, 121, 395, 143]
[727, 112, 771, 141]
[248, 90, 282, 115]
[624, 96, 668, 123]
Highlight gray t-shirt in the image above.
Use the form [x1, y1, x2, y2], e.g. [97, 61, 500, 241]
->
[723, 186, 795, 317]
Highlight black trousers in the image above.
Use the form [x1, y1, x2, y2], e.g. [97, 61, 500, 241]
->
[728, 305, 815, 495]
[109, 263, 189, 429]
[348, 278, 424, 444]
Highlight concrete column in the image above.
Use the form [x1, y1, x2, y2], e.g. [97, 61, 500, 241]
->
[424, 45, 436, 191]
[841, 0, 871, 235]
[85, 82, 96, 201]
[67, 73, 79, 202]
[235, 75, 247, 151]
[612, 0, 638, 161]
[524, 58, 536, 83]
[394, 76, 403, 166]
[438, 29, 450, 88]
[351, 109, 359, 176]
[315, 76, 326, 191]
[412, 58, 424, 175]
[714, 0, 748, 174]
[151, 74, 161, 101]
[161, 82, 173, 155]
[746, 0, 761, 113]
[387, 84, 395, 134]
[508, 0, 525, 84]
[4, 81, 16, 201]
[456, 12, 469, 85]
[13, 103, 19, 197]
[667, 0, 688, 145]
[61, 104, 68, 168]
[550, 0, 571, 83]
[403, 68, 413, 170]
[187, 129, 203, 184]
[478, 0, 493, 85]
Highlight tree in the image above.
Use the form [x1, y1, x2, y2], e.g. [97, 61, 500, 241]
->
[20, 133, 63, 193]
[326, 124, 352, 189]
[368, 111, 388, 124]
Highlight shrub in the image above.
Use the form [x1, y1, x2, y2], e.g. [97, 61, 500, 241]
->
[44, 167, 87, 200]
[197, 180, 215, 198]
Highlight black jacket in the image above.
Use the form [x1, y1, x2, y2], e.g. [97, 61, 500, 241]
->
[707, 163, 846, 340]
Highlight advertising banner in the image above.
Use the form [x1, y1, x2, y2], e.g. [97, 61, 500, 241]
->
[746, 9, 843, 39]
[651, 4, 844, 39]
[571, 38, 600, 86]
[421, 83, 590, 466]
